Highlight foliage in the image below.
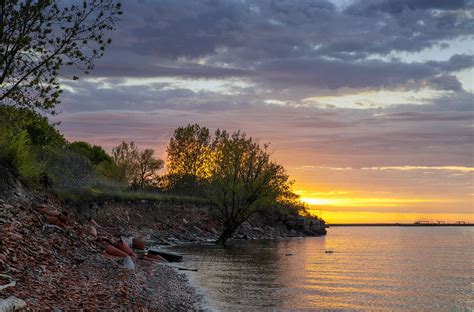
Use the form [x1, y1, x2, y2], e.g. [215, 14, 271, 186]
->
[0, 130, 43, 182]
[165, 124, 213, 193]
[0, 0, 122, 112]
[112, 141, 164, 188]
[206, 130, 296, 244]
[136, 148, 164, 188]
[0, 105, 66, 146]
[0, 104, 64, 183]
[39, 146, 95, 193]
[68, 141, 112, 165]
[59, 186, 210, 206]
[112, 141, 138, 184]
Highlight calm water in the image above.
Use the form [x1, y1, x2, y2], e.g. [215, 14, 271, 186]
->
[171, 227, 474, 311]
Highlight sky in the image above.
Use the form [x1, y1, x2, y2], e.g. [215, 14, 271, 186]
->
[55, 0, 474, 223]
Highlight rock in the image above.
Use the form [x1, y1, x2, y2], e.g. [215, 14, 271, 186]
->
[148, 249, 183, 262]
[121, 236, 133, 246]
[104, 245, 128, 258]
[0, 296, 27, 312]
[88, 224, 97, 237]
[45, 210, 61, 217]
[46, 216, 64, 228]
[42, 224, 62, 231]
[123, 256, 135, 271]
[0, 274, 16, 291]
[145, 254, 168, 262]
[116, 239, 136, 257]
[132, 238, 145, 250]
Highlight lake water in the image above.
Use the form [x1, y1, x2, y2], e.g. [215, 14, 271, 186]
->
[171, 227, 474, 311]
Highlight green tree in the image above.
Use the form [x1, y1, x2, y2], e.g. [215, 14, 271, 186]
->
[165, 124, 212, 192]
[0, 105, 66, 147]
[68, 141, 112, 165]
[0, 0, 122, 112]
[112, 141, 164, 188]
[112, 141, 139, 184]
[207, 130, 295, 244]
[137, 149, 164, 188]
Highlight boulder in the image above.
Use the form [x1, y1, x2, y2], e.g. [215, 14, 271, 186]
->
[123, 256, 135, 271]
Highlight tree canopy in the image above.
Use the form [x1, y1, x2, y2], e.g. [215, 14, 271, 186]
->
[207, 130, 295, 243]
[112, 141, 164, 188]
[0, 0, 122, 112]
[165, 124, 213, 192]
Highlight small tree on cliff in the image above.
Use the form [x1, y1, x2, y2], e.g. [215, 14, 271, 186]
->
[137, 149, 164, 188]
[207, 130, 295, 244]
[112, 141, 164, 188]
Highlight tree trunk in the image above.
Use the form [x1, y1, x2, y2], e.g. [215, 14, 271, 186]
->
[217, 226, 235, 246]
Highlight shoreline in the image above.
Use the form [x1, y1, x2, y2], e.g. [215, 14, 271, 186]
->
[0, 174, 325, 310]
[328, 223, 474, 227]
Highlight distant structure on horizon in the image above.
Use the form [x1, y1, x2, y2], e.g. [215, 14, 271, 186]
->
[414, 220, 467, 225]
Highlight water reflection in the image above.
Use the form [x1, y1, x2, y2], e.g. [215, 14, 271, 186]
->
[171, 227, 474, 311]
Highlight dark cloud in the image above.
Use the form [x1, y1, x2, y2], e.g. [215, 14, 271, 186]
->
[82, 63, 252, 79]
[348, 0, 469, 15]
[77, 0, 473, 94]
[257, 55, 471, 91]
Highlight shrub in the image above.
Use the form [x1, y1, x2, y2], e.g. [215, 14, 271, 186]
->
[0, 131, 43, 183]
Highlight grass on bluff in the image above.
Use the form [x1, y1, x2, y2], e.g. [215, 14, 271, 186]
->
[58, 186, 210, 206]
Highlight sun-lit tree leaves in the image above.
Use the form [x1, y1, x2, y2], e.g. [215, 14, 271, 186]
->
[165, 124, 213, 192]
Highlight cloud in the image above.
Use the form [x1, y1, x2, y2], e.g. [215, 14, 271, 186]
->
[295, 166, 353, 171]
[256, 55, 472, 91]
[362, 166, 474, 172]
[348, 0, 469, 16]
[67, 0, 473, 96]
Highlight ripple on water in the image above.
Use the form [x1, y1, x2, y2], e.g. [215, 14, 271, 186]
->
[171, 227, 474, 311]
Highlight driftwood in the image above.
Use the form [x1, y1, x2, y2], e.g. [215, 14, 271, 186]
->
[164, 264, 198, 272]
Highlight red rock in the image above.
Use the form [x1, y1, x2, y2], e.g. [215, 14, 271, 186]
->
[46, 210, 61, 217]
[105, 245, 128, 258]
[57, 214, 68, 223]
[132, 238, 145, 250]
[46, 216, 63, 227]
[116, 239, 135, 257]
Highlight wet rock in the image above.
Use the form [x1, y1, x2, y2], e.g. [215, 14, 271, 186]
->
[148, 249, 183, 262]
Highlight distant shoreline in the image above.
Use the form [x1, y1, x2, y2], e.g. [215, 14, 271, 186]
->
[329, 223, 474, 227]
